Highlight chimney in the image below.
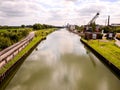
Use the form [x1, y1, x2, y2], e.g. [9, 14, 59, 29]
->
[108, 15, 110, 26]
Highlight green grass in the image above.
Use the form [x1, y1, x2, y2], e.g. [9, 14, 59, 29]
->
[0, 28, 33, 33]
[0, 28, 56, 75]
[81, 39, 120, 69]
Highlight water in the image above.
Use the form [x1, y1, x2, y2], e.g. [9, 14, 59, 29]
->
[5, 29, 120, 90]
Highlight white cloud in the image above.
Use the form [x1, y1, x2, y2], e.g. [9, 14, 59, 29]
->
[0, 0, 120, 26]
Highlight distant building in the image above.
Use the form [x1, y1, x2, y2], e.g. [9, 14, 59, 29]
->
[85, 32, 103, 40]
[68, 25, 75, 31]
[111, 24, 120, 26]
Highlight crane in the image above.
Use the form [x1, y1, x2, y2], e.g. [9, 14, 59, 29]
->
[88, 12, 99, 25]
[84, 12, 100, 32]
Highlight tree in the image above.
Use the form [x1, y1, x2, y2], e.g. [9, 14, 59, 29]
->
[102, 26, 112, 33]
[75, 25, 83, 32]
[91, 22, 96, 32]
[21, 24, 25, 28]
[33, 23, 42, 30]
[33, 23, 54, 30]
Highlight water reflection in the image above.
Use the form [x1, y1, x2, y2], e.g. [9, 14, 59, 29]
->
[5, 28, 120, 90]
[41, 29, 86, 55]
[28, 29, 87, 66]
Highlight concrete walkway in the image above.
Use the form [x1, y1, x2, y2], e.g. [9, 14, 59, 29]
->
[0, 32, 35, 68]
[115, 38, 120, 47]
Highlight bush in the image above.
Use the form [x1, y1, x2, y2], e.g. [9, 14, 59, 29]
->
[0, 37, 12, 49]
[0, 29, 30, 50]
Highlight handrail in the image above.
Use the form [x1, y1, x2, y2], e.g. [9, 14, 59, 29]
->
[0, 32, 34, 63]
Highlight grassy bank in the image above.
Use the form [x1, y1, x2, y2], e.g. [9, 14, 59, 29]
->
[0, 28, 56, 75]
[81, 38, 120, 69]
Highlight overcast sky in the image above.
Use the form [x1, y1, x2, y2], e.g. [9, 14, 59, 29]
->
[0, 0, 120, 26]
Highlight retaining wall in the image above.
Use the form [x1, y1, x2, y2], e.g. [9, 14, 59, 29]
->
[80, 39, 120, 79]
[0, 37, 46, 90]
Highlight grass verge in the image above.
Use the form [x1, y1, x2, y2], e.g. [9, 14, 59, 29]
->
[81, 38, 120, 70]
[0, 28, 57, 75]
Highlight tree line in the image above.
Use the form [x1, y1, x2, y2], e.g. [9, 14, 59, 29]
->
[0, 29, 30, 50]
[33, 23, 55, 30]
[0, 23, 56, 51]
[0, 23, 55, 30]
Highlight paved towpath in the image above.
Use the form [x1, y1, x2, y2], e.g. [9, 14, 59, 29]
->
[115, 38, 120, 47]
[0, 32, 35, 68]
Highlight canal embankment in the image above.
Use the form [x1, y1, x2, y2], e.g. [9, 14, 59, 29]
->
[67, 29, 120, 78]
[80, 38, 120, 78]
[4, 28, 120, 90]
[0, 28, 57, 88]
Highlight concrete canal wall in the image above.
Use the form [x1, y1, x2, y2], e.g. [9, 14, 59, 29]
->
[0, 36, 46, 89]
[67, 29, 120, 78]
[80, 39, 120, 78]
[0, 32, 35, 85]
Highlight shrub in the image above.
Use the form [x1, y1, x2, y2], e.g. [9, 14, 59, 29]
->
[0, 29, 30, 50]
[0, 37, 12, 49]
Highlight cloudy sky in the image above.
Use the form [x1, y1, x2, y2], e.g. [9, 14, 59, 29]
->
[0, 0, 120, 26]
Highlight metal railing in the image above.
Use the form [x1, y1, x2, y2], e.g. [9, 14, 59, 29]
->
[0, 32, 34, 68]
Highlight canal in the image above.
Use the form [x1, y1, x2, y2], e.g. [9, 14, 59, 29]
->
[5, 28, 120, 90]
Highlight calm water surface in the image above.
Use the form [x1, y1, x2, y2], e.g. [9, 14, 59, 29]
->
[6, 28, 120, 90]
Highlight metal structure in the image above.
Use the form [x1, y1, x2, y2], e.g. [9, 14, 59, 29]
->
[84, 12, 102, 40]
[84, 12, 100, 32]
[88, 12, 99, 26]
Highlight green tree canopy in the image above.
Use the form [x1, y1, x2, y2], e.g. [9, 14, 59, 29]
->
[33, 23, 42, 30]
[21, 24, 25, 28]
